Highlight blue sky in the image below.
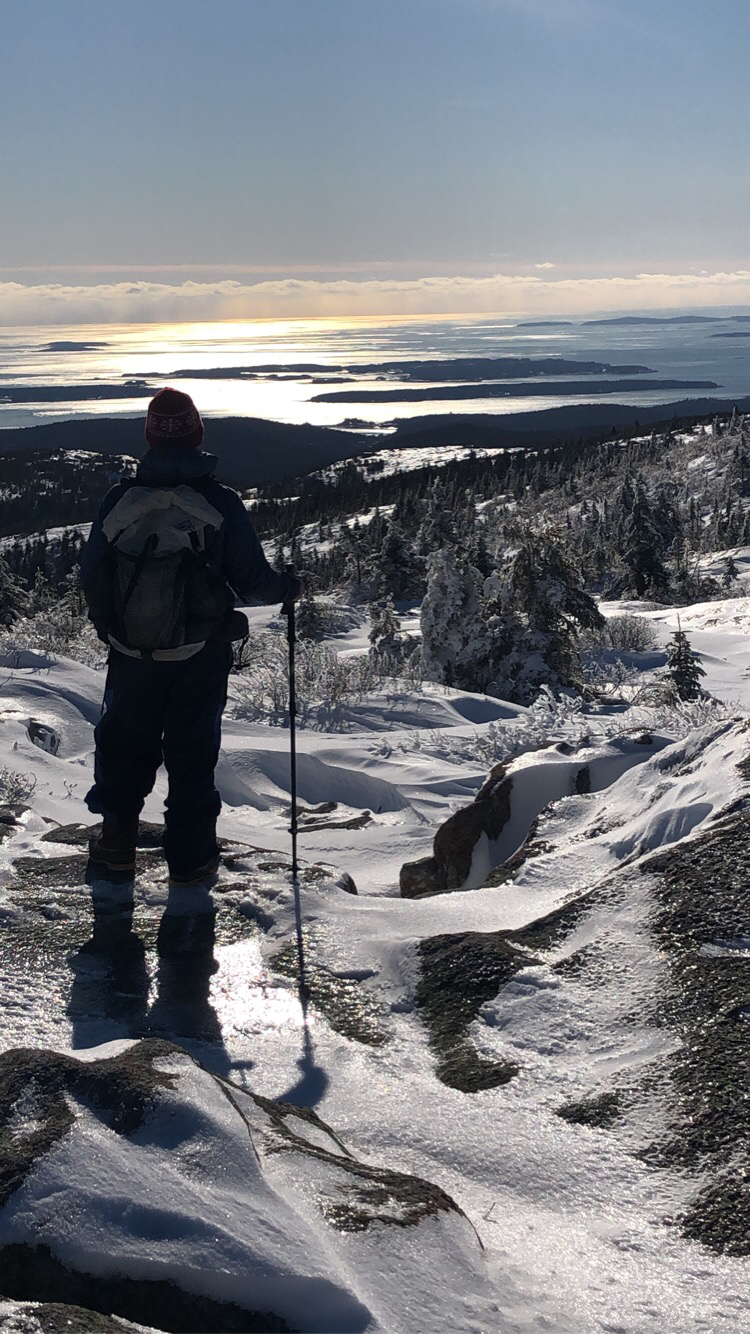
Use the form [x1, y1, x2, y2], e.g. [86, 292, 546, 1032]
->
[1, 0, 749, 322]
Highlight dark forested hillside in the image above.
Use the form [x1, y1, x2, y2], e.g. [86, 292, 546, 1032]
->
[3, 395, 750, 489]
[0, 416, 365, 487]
[2, 408, 750, 708]
[261, 411, 750, 614]
[0, 450, 136, 537]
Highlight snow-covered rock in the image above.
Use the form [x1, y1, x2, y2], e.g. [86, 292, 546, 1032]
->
[0, 1301, 152, 1332]
[0, 1039, 480, 1334]
[400, 732, 670, 896]
[0, 651, 747, 1331]
[400, 761, 513, 897]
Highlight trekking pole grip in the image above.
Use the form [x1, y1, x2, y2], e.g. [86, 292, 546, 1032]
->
[281, 563, 297, 634]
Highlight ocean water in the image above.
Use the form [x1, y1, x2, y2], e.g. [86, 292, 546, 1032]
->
[1, 310, 749, 434]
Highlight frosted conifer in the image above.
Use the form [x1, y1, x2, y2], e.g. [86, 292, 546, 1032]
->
[296, 590, 327, 641]
[722, 555, 740, 590]
[416, 479, 457, 555]
[0, 556, 29, 627]
[420, 548, 483, 685]
[370, 520, 423, 601]
[369, 597, 403, 659]
[666, 626, 705, 700]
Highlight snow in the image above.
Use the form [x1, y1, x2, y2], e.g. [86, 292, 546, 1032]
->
[0, 599, 747, 1331]
[314, 443, 509, 483]
[1, 1053, 376, 1333]
[461, 733, 674, 890]
[601, 594, 750, 711]
[0, 522, 92, 550]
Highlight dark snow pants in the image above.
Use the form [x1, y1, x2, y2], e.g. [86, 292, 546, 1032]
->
[86, 642, 233, 877]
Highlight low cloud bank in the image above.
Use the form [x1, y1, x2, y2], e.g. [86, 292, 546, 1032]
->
[2, 268, 750, 325]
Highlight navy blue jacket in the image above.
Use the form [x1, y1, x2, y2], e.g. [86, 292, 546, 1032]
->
[80, 447, 296, 612]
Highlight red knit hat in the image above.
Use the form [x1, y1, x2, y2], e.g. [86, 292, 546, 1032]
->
[145, 388, 204, 448]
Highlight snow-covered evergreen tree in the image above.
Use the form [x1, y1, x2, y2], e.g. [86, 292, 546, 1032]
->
[480, 531, 605, 703]
[621, 479, 670, 598]
[420, 549, 483, 686]
[666, 626, 705, 700]
[296, 589, 327, 640]
[722, 554, 740, 590]
[368, 597, 404, 660]
[369, 519, 423, 601]
[416, 479, 457, 555]
[0, 556, 29, 626]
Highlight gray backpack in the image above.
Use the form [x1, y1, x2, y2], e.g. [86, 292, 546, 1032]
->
[102, 485, 232, 651]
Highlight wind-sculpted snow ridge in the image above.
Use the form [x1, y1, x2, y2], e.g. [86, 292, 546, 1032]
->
[400, 729, 681, 896]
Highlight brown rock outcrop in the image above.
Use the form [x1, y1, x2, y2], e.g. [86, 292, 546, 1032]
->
[400, 764, 512, 898]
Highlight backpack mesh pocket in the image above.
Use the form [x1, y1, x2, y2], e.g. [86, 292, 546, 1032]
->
[113, 550, 189, 650]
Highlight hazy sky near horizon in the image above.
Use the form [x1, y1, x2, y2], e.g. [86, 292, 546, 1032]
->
[1, 0, 749, 323]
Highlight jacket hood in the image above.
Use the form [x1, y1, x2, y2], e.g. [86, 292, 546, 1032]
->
[135, 447, 219, 486]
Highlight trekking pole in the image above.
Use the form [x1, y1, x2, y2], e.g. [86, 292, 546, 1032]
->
[282, 569, 308, 1008]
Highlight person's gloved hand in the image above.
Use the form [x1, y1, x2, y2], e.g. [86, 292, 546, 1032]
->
[280, 576, 302, 618]
[91, 618, 110, 644]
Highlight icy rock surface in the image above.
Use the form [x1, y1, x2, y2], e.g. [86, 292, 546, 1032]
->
[0, 652, 749, 1331]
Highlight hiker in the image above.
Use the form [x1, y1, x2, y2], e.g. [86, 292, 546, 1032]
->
[80, 388, 300, 886]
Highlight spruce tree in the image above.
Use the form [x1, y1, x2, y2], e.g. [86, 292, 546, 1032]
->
[369, 597, 404, 660]
[722, 555, 740, 590]
[296, 590, 327, 641]
[416, 479, 457, 555]
[621, 480, 669, 598]
[666, 626, 705, 700]
[370, 520, 423, 601]
[0, 556, 28, 627]
[420, 549, 483, 686]
[480, 530, 604, 703]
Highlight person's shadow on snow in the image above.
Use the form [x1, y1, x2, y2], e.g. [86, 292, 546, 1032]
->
[67, 883, 150, 1046]
[68, 882, 233, 1079]
[147, 904, 233, 1078]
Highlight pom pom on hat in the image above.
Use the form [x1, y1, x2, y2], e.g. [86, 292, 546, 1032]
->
[145, 388, 204, 448]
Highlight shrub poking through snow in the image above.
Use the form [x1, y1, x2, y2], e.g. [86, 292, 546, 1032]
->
[641, 694, 734, 736]
[232, 628, 424, 726]
[0, 767, 36, 807]
[0, 568, 105, 668]
[601, 614, 659, 653]
[666, 626, 706, 701]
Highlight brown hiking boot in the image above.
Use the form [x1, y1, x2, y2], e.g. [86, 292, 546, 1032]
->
[88, 817, 140, 874]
